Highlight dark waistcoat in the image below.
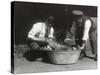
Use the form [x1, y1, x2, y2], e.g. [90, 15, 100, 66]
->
[74, 15, 94, 40]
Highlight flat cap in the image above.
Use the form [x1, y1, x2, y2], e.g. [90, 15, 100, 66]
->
[72, 10, 84, 15]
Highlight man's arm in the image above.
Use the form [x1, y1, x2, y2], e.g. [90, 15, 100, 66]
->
[48, 27, 55, 39]
[28, 23, 46, 41]
[80, 20, 91, 49]
[70, 21, 76, 35]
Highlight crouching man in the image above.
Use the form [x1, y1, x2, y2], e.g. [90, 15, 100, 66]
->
[27, 16, 55, 51]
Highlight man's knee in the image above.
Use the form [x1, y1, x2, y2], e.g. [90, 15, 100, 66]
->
[27, 39, 40, 50]
[30, 42, 40, 50]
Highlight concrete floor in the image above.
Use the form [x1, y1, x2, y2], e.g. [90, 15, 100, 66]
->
[14, 56, 97, 74]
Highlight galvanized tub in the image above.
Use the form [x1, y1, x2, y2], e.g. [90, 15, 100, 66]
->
[48, 49, 81, 64]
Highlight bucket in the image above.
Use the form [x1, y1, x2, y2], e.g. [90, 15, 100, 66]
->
[48, 49, 81, 64]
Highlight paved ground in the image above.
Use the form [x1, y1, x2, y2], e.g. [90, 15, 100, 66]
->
[14, 56, 97, 74]
[14, 36, 97, 74]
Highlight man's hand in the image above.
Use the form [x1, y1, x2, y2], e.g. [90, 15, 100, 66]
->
[72, 45, 81, 50]
[80, 40, 86, 50]
[37, 37, 47, 42]
[80, 43, 85, 50]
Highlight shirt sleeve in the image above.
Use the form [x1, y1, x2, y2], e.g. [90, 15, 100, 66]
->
[48, 27, 54, 38]
[82, 20, 91, 41]
[28, 22, 42, 39]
